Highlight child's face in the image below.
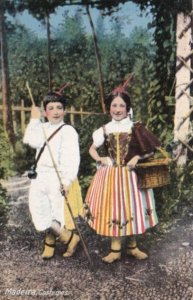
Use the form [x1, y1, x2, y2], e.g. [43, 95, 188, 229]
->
[44, 102, 65, 124]
[110, 96, 127, 121]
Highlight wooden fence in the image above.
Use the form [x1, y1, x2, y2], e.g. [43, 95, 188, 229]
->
[0, 100, 104, 133]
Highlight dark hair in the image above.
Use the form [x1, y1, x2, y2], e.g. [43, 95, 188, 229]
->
[43, 92, 67, 110]
[105, 92, 131, 112]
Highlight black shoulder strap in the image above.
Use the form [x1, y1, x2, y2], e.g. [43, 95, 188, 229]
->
[34, 124, 65, 168]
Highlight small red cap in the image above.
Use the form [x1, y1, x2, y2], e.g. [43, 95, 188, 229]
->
[112, 73, 134, 95]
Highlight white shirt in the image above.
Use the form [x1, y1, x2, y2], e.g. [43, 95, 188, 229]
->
[23, 119, 80, 187]
[93, 117, 133, 148]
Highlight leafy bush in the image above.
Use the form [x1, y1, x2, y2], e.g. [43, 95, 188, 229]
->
[0, 128, 15, 178]
[0, 184, 9, 226]
[13, 135, 36, 175]
[0, 126, 12, 224]
[154, 161, 193, 223]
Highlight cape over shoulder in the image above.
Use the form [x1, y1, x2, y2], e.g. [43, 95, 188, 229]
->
[129, 121, 161, 158]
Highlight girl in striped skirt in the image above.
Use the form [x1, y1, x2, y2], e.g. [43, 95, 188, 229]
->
[85, 78, 161, 263]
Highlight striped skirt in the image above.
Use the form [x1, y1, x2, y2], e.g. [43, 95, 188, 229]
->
[85, 166, 158, 237]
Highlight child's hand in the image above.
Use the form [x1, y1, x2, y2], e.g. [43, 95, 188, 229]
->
[60, 184, 69, 197]
[127, 155, 140, 170]
[31, 106, 41, 119]
[99, 157, 112, 166]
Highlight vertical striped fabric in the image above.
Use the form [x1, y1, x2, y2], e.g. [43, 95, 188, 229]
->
[85, 166, 158, 237]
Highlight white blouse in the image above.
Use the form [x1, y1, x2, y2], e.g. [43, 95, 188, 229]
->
[23, 119, 80, 187]
[93, 117, 133, 148]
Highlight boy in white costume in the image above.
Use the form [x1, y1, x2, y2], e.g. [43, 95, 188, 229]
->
[23, 87, 82, 259]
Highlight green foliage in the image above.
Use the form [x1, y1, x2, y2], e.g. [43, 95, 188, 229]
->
[13, 0, 69, 19]
[0, 126, 15, 178]
[128, 28, 155, 122]
[133, 0, 191, 14]
[0, 126, 12, 225]
[53, 11, 96, 109]
[13, 138, 36, 175]
[155, 161, 193, 223]
[0, 184, 9, 226]
[155, 163, 180, 221]
[7, 9, 156, 115]
[0, 124, 35, 177]
[8, 25, 49, 104]
[146, 9, 176, 141]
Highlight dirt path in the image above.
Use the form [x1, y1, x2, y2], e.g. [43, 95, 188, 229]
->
[0, 176, 193, 300]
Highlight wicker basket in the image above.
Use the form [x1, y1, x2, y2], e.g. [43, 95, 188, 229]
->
[136, 147, 171, 189]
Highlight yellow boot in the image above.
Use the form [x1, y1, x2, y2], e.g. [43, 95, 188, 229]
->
[58, 227, 72, 243]
[102, 238, 121, 263]
[127, 237, 148, 260]
[59, 228, 80, 257]
[41, 231, 56, 259]
[63, 232, 80, 257]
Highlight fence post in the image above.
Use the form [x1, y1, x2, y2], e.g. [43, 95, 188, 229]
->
[80, 107, 84, 124]
[13, 109, 17, 134]
[70, 106, 75, 125]
[40, 102, 45, 122]
[21, 99, 25, 134]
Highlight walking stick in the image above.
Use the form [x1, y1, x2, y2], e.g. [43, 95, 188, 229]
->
[26, 82, 94, 269]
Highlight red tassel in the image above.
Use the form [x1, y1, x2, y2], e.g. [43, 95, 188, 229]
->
[112, 73, 134, 95]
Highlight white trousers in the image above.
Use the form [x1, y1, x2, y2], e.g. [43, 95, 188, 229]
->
[29, 171, 65, 232]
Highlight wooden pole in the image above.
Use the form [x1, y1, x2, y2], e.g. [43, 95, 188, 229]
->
[86, 5, 106, 113]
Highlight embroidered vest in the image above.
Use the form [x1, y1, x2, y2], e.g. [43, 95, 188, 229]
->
[104, 132, 132, 166]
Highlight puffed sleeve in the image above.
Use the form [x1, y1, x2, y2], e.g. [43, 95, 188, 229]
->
[23, 119, 44, 149]
[59, 125, 80, 187]
[92, 127, 105, 148]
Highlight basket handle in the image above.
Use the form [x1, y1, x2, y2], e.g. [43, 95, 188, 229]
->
[156, 147, 171, 162]
[156, 147, 168, 158]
